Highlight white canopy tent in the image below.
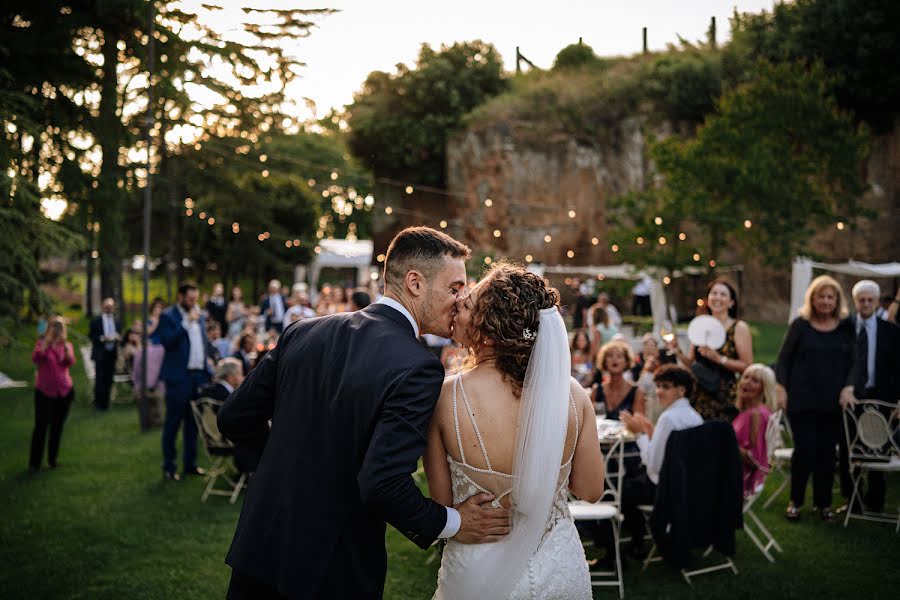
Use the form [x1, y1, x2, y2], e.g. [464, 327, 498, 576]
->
[304, 239, 375, 294]
[789, 257, 900, 322]
[528, 263, 668, 333]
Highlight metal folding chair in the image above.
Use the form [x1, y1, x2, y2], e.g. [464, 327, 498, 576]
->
[190, 397, 247, 504]
[739, 409, 784, 562]
[842, 400, 900, 531]
[569, 435, 626, 599]
[762, 411, 794, 509]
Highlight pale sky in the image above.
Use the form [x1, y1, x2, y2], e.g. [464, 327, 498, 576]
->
[286, 0, 778, 117]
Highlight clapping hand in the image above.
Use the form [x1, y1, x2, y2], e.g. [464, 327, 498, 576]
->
[620, 409, 651, 437]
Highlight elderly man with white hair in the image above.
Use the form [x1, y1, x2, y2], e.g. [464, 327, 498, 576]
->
[837, 279, 900, 515]
[260, 279, 288, 334]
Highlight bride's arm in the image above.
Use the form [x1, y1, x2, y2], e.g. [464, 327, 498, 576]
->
[568, 381, 605, 503]
[424, 380, 454, 507]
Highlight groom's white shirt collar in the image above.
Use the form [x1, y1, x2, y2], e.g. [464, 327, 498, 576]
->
[376, 296, 419, 338]
[374, 296, 461, 539]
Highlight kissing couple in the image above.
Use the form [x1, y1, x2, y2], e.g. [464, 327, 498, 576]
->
[218, 226, 605, 599]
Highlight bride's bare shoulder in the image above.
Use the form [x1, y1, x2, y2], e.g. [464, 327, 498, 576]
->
[569, 377, 592, 409]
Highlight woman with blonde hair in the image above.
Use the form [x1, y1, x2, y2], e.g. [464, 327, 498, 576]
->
[775, 275, 856, 522]
[29, 317, 76, 471]
[591, 339, 646, 419]
[732, 363, 776, 497]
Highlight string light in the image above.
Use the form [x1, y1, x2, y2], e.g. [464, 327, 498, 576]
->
[405, 185, 413, 194]
[484, 256, 492, 264]
[566, 250, 575, 258]
[525, 254, 533, 262]
[611, 244, 619, 252]
[744, 220, 752, 228]
[636, 237, 644, 245]
[207, 217, 215, 225]
[198, 211, 206, 220]
[307, 178, 316, 187]
[185, 208, 193, 216]
[384, 207, 393, 214]
[285, 240, 293, 248]
[663, 276, 671, 285]
[261, 169, 269, 178]
[232, 222, 240, 233]
[293, 239, 300, 245]
[544, 234, 552, 243]
[709, 259, 717, 267]
[314, 246, 322, 254]
[697, 298, 705, 307]
[376, 253, 385, 262]
[597, 274, 605, 281]
[568, 210, 576, 218]
[484, 198, 493, 207]
[692, 253, 700, 261]
[678, 232, 686, 241]
[439, 220, 447, 228]
[493, 229, 501, 238]
[836, 221, 845, 230]
[259, 154, 267, 162]
[330, 171, 338, 180]
[654, 216, 663, 225]
[658, 236, 667, 245]
[591, 237, 599, 245]
[184, 198, 194, 208]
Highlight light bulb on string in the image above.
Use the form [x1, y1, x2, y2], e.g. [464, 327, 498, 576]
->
[439, 220, 447, 228]
[405, 186, 413, 194]
[484, 198, 493, 207]
[493, 229, 501, 238]
[525, 254, 533, 262]
[544, 234, 552, 243]
[591, 237, 599, 245]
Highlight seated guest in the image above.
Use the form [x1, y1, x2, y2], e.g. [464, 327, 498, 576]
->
[591, 340, 645, 419]
[619, 365, 703, 555]
[233, 332, 256, 375]
[282, 285, 316, 330]
[589, 306, 619, 358]
[570, 329, 593, 387]
[205, 320, 230, 367]
[731, 364, 776, 497]
[199, 358, 265, 474]
[628, 334, 676, 423]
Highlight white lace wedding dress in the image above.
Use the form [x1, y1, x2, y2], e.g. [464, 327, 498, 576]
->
[432, 375, 591, 600]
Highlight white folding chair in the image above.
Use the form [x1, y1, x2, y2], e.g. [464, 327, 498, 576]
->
[842, 400, 900, 531]
[762, 410, 794, 509]
[741, 409, 784, 562]
[569, 435, 625, 599]
[190, 397, 247, 504]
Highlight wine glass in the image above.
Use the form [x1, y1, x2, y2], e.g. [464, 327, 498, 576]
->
[660, 320, 676, 355]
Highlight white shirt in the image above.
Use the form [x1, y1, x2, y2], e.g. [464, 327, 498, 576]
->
[606, 304, 623, 328]
[220, 380, 234, 394]
[177, 305, 205, 371]
[632, 276, 652, 297]
[101, 313, 117, 350]
[268, 294, 285, 321]
[857, 315, 877, 389]
[373, 296, 461, 538]
[635, 397, 703, 484]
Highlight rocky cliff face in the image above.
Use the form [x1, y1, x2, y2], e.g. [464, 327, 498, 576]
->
[445, 118, 654, 266]
[443, 119, 899, 321]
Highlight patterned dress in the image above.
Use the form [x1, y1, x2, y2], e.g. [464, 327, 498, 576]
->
[693, 322, 739, 421]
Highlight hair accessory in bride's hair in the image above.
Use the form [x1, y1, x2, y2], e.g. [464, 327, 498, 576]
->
[522, 327, 536, 341]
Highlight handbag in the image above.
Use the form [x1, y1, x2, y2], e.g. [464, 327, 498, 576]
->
[691, 359, 721, 393]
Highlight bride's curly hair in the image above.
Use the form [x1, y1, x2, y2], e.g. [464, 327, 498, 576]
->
[466, 262, 560, 397]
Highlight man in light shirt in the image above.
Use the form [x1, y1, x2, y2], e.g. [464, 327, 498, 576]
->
[620, 365, 703, 554]
[261, 279, 287, 334]
[157, 282, 210, 481]
[88, 297, 121, 411]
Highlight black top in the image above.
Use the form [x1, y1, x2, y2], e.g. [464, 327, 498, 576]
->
[594, 383, 637, 421]
[775, 317, 856, 415]
[217, 303, 447, 599]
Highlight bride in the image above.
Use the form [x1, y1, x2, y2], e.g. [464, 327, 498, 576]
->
[425, 263, 604, 600]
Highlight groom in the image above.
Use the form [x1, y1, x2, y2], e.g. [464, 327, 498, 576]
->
[218, 227, 511, 599]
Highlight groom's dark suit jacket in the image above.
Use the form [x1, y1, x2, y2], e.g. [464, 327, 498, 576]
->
[217, 303, 448, 599]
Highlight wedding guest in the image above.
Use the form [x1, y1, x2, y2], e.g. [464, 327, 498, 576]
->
[233, 331, 256, 376]
[29, 317, 76, 471]
[620, 365, 703, 556]
[282, 286, 316, 329]
[589, 306, 618, 359]
[89, 297, 121, 411]
[205, 282, 228, 333]
[147, 297, 166, 343]
[666, 277, 752, 422]
[570, 329, 593, 387]
[261, 279, 287, 334]
[350, 290, 372, 311]
[206, 320, 230, 366]
[592, 340, 645, 419]
[632, 275, 652, 317]
[596, 292, 622, 327]
[837, 280, 900, 514]
[226, 286, 247, 340]
[776, 275, 856, 522]
[628, 334, 676, 423]
[157, 282, 210, 481]
[732, 364, 776, 497]
[121, 328, 143, 376]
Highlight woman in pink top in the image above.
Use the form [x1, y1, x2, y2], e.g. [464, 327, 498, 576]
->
[731, 363, 776, 497]
[29, 317, 76, 471]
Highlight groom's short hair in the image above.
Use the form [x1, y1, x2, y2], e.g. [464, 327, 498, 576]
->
[384, 227, 470, 289]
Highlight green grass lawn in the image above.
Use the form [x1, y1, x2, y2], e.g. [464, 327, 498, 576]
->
[1, 322, 897, 599]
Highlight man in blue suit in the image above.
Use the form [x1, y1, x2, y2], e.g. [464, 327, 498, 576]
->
[259, 279, 288, 334]
[157, 282, 210, 481]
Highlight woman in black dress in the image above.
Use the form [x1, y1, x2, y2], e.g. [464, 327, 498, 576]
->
[776, 275, 856, 522]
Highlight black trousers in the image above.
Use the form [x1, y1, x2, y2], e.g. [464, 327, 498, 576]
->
[93, 351, 115, 409]
[789, 412, 840, 508]
[30, 388, 74, 468]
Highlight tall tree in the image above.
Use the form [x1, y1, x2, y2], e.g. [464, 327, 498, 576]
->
[348, 41, 507, 187]
[609, 61, 869, 272]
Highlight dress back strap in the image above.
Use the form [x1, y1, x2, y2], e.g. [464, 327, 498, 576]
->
[451, 375, 467, 464]
[457, 374, 494, 471]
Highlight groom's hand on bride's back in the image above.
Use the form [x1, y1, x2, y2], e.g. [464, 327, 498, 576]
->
[453, 492, 511, 544]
